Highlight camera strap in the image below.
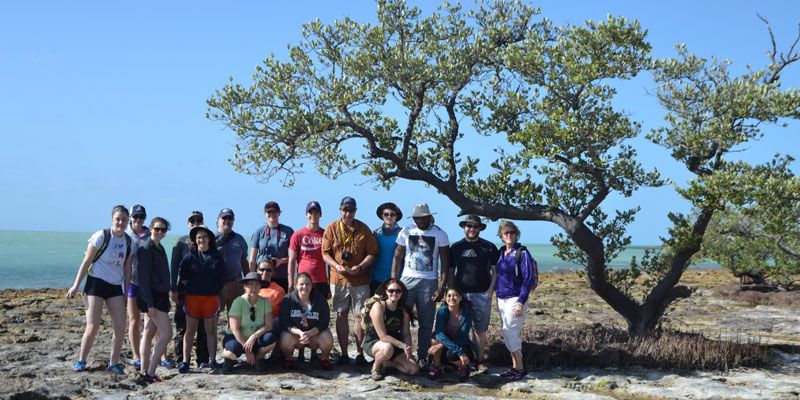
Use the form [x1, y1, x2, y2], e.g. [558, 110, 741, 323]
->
[338, 220, 354, 247]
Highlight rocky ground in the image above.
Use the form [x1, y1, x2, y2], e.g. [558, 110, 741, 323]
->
[1, 270, 798, 400]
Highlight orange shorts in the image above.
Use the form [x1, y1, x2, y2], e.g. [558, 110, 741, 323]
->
[184, 294, 220, 319]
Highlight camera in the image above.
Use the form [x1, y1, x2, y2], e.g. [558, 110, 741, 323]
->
[341, 251, 353, 261]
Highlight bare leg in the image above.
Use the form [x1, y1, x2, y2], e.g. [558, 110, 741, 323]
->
[183, 317, 198, 365]
[335, 310, 350, 358]
[106, 296, 126, 365]
[475, 330, 488, 362]
[353, 314, 364, 356]
[511, 350, 523, 371]
[147, 311, 172, 376]
[279, 331, 299, 360]
[203, 316, 218, 364]
[139, 317, 157, 374]
[79, 295, 104, 361]
[127, 299, 142, 362]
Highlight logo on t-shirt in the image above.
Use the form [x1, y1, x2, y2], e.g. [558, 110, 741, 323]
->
[461, 249, 478, 258]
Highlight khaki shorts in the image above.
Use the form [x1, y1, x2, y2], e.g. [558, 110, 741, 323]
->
[331, 283, 369, 312]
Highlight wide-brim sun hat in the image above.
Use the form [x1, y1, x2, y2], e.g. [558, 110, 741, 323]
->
[459, 214, 487, 231]
[409, 203, 436, 218]
[376, 202, 403, 220]
[189, 226, 216, 246]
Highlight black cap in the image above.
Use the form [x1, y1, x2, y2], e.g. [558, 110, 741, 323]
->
[264, 201, 281, 212]
[306, 201, 322, 214]
[340, 196, 357, 210]
[131, 204, 146, 218]
[218, 208, 235, 219]
[188, 211, 203, 222]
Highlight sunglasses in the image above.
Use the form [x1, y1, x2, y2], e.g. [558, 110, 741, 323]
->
[152, 227, 167, 233]
[464, 224, 480, 229]
[258, 268, 273, 273]
[342, 208, 356, 213]
[386, 288, 403, 294]
[249, 306, 256, 321]
[266, 210, 280, 215]
[132, 215, 146, 220]
[502, 231, 516, 236]
[382, 212, 397, 217]
[189, 217, 203, 224]
[221, 216, 234, 221]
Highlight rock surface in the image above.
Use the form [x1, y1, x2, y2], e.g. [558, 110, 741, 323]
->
[1, 270, 798, 399]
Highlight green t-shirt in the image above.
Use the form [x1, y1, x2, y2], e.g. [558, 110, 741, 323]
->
[226, 295, 272, 337]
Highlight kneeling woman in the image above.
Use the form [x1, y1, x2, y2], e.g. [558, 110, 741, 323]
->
[137, 217, 174, 382]
[222, 272, 274, 373]
[278, 272, 333, 370]
[428, 287, 478, 382]
[363, 278, 419, 381]
[177, 226, 226, 372]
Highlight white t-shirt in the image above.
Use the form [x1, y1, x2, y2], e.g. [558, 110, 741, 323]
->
[396, 224, 450, 280]
[88, 230, 130, 285]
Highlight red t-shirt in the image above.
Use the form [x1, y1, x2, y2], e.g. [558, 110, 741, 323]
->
[289, 227, 327, 284]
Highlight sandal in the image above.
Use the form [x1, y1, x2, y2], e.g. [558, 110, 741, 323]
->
[427, 365, 442, 378]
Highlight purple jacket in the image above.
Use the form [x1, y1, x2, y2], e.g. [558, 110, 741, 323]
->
[495, 243, 538, 304]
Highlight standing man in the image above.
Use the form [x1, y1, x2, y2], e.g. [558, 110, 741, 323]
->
[322, 196, 378, 365]
[449, 215, 498, 372]
[169, 211, 208, 367]
[250, 201, 294, 293]
[391, 203, 450, 364]
[288, 201, 328, 297]
[216, 208, 249, 313]
[126, 204, 150, 369]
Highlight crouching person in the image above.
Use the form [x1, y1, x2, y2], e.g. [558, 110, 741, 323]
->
[222, 272, 275, 373]
[428, 287, 478, 382]
[363, 278, 419, 381]
[278, 272, 334, 370]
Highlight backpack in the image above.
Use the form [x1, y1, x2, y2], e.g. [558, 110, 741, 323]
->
[514, 245, 528, 278]
[359, 295, 383, 333]
[90, 229, 133, 271]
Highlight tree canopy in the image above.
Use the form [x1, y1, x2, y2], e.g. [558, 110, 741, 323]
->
[208, 0, 800, 334]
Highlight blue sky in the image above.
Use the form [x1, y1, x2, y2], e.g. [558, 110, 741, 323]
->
[1, 1, 798, 245]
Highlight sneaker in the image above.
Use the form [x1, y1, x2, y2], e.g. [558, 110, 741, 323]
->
[133, 359, 141, 369]
[371, 368, 385, 381]
[159, 359, 174, 368]
[222, 359, 235, 374]
[142, 374, 161, 383]
[457, 366, 469, 383]
[198, 362, 210, 370]
[105, 364, 125, 375]
[319, 357, 332, 371]
[427, 366, 442, 379]
[505, 368, 526, 381]
[499, 368, 517, 378]
[335, 355, 351, 366]
[177, 362, 189, 374]
[354, 354, 370, 366]
[73, 359, 87, 372]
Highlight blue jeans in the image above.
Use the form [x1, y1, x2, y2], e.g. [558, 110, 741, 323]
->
[401, 276, 438, 360]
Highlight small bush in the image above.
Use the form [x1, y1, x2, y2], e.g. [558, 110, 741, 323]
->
[487, 323, 771, 371]
[714, 284, 800, 307]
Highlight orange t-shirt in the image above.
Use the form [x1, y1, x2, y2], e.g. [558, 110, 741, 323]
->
[258, 282, 286, 318]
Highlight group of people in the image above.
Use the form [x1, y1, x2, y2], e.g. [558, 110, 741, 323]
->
[66, 197, 538, 384]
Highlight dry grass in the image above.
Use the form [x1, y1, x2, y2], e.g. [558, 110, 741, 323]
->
[714, 284, 800, 307]
[487, 323, 772, 371]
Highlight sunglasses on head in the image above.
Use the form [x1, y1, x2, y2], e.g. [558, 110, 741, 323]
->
[249, 306, 256, 321]
[386, 288, 403, 294]
[152, 227, 167, 233]
[258, 268, 273, 273]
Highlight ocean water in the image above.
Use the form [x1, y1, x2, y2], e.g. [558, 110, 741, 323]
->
[0, 230, 719, 290]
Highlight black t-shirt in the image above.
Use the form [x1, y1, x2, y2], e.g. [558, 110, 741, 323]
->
[450, 238, 499, 293]
[365, 303, 404, 344]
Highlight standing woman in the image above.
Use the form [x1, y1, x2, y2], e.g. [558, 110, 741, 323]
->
[126, 204, 151, 369]
[362, 278, 419, 381]
[428, 287, 478, 382]
[177, 226, 226, 373]
[278, 272, 334, 370]
[136, 217, 173, 383]
[370, 203, 403, 294]
[494, 220, 538, 381]
[66, 205, 134, 375]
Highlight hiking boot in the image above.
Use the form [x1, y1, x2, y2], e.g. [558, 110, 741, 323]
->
[371, 368, 385, 381]
[222, 359, 235, 374]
